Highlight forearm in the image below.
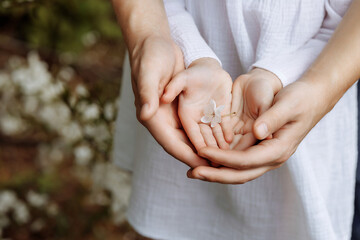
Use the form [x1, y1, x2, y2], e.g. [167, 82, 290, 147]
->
[302, 0, 360, 110]
[111, 0, 172, 53]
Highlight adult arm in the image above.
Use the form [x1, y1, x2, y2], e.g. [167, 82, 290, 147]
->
[112, 0, 208, 167]
[112, 0, 179, 120]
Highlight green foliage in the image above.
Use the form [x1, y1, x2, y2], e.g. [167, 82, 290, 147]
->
[0, 0, 122, 54]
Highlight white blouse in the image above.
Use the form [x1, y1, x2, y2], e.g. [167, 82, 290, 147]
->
[113, 1, 357, 239]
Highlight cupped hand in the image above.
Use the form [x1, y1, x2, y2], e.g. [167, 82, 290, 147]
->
[229, 68, 282, 149]
[188, 77, 328, 184]
[161, 58, 234, 151]
[141, 99, 209, 168]
[130, 35, 184, 120]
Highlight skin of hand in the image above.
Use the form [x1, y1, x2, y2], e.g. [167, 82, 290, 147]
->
[187, 79, 329, 184]
[130, 36, 185, 121]
[112, 0, 208, 167]
[161, 58, 234, 152]
[187, 0, 360, 184]
[229, 68, 283, 149]
[112, 0, 181, 121]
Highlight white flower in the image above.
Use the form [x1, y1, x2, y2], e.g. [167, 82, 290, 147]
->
[201, 99, 224, 128]
[75, 84, 89, 97]
[74, 144, 93, 166]
[39, 102, 71, 130]
[40, 81, 64, 102]
[82, 31, 98, 47]
[104, 102, 115, 120]
[60, 121, 82, 143]
[12, 52, 51, 95]
[23, 96, 39, 114]
[0, 191, 17, 214]
[13, 201, 30, 224]
[0, 115, 26, 135]
[58, 66, 75, 81]
[26, 190, 48, 208]
[83, 104, 100, 121]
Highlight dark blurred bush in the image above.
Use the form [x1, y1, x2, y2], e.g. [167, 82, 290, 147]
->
[0, 0, 122, 55]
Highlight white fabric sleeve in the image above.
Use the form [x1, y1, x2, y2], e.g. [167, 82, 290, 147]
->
[163, 0, 221, 68]
[251, 1, 346, 87]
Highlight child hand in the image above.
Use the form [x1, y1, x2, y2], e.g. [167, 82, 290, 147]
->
[161, 58, 234, 151]
[187, 68, 283, 183]
[228, 68, 282, 150]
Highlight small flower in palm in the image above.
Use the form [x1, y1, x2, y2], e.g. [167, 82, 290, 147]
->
[201, 99, 225, 128]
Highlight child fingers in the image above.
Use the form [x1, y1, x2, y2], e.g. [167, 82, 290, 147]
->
[199, 124, 218, 148]
[161, 71, 187, 103]
[232, 132, 257, 151]
[231, 79, 243, 114]
[233, 121, 245, 135]
[200, 124, 221, 167]
[212, 124, 230, 150]
[181, 116, 207, 151]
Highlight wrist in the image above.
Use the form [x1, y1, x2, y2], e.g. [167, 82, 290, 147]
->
[112, 0, 172, 53]
[301, 67, 345, 113]
[188, 57, 221, 69]
[250, 68, 283, 93]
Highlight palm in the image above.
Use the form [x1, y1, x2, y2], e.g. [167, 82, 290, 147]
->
[230, 69, 282, 149]
[143, 100, 208, 168]
[175, 59, 233, 151]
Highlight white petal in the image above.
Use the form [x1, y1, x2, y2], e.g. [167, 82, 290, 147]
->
[213, 114, 221, 123]
[211, 115, 221, 127]
[215, 105, 225, 116]
[201, 115, 212, 124]
[210, 99, 216, 112]
[204, 102, 214, 116]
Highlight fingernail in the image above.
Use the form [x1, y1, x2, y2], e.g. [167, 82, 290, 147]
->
[187, 169, 193, 178]
[257, 123, 268, 139]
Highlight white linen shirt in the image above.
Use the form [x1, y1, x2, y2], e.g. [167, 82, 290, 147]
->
[113, 1, 357, 239]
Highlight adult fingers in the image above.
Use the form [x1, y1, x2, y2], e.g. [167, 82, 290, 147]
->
[253, 99, 293, 140]
[162, 71, 187, 103]
[146, 119, 208, 168]
[232, 132, 257, 151]
[137, 71, 161, 121]
[188, 165, 275, 184]
[198, 139, 284, 169]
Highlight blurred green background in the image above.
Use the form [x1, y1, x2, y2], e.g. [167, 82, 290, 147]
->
[0, 1, 145, 239]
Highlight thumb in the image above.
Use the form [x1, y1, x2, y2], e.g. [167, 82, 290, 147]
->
[161, 71, 187, 103]
[137, 72, 161, 121]
[253, 99, 292, 140]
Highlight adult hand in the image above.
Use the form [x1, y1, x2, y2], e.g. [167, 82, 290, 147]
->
[188, 79, 330, 184]
[229, 68, 282, 149]
[130, 36, 184, 120]
[141, 99, 209, 168]
[130, 36, 208, 168]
